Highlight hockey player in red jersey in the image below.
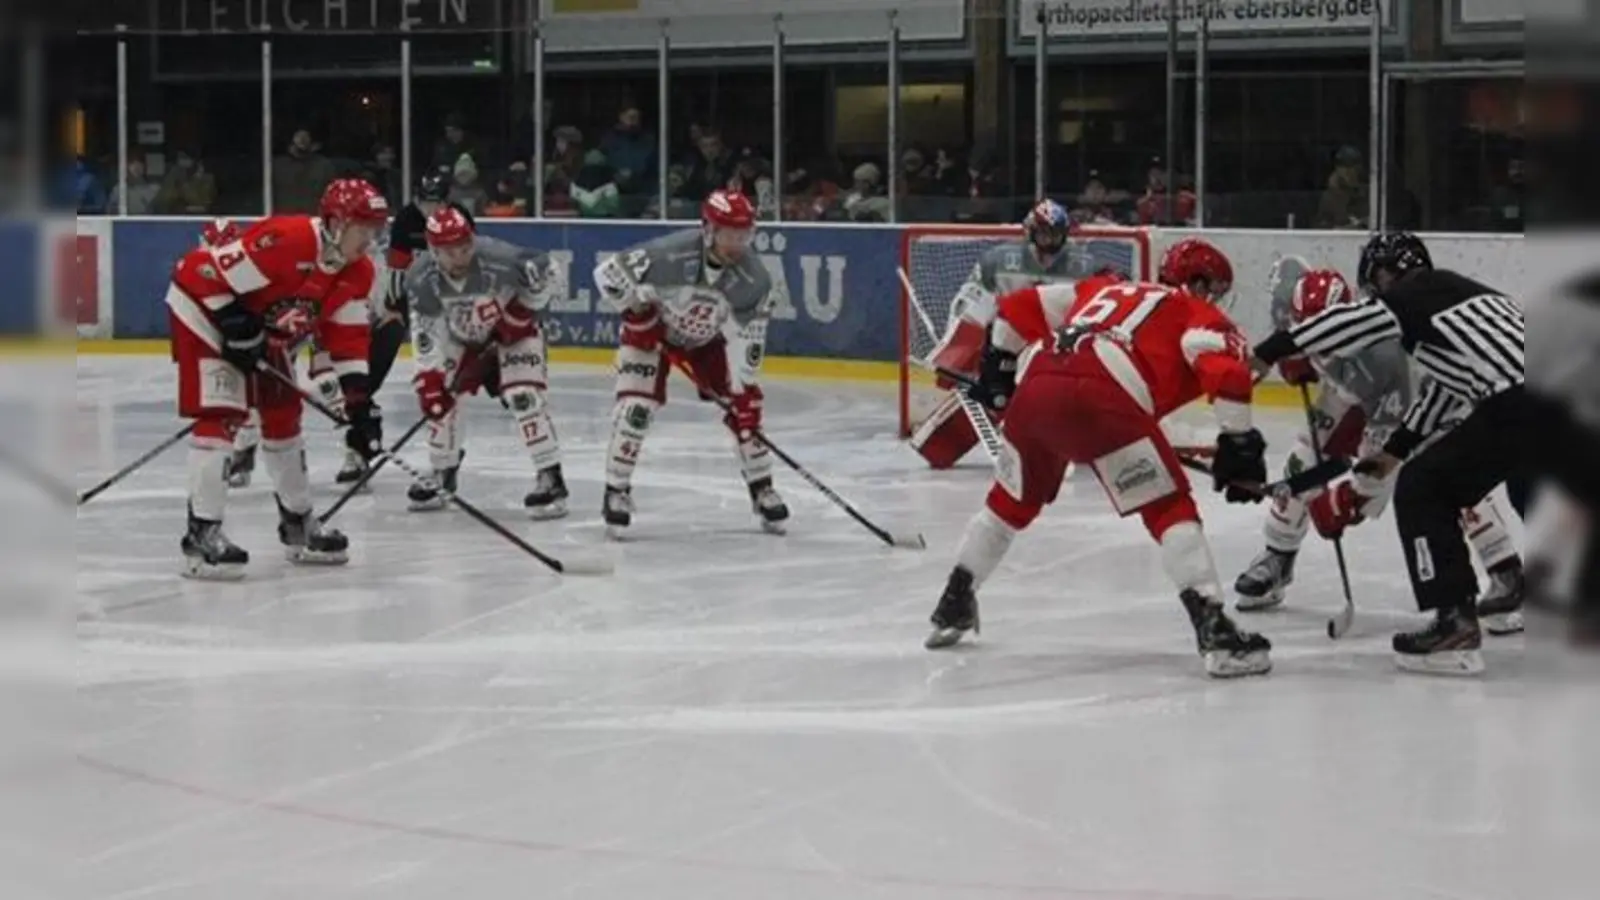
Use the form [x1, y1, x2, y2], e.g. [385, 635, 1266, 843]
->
[165, 179, 388, 579]
[923, 237, 1274, 677]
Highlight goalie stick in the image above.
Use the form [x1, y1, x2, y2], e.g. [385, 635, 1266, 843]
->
[254, 361, 612, 576]
[896, 266, 1005, 463]
[75, 422, 198, 507]
[1300, 382, 1356, 640]
[672, 360, 926, 551]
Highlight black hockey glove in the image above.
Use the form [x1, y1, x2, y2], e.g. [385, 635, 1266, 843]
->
[965, 340, 1018, 412]
[340, 373, 383, 462]
[214, 302, 266, 373]
[1213, 429, 1267, 504]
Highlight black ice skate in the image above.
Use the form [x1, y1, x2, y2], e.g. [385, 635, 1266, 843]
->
[224, 445, 256, 489]
[1181, 589, 1272, 678]
[1476, 563, 1525, 636]
[277, 496, 349, 565]
[748, 477, 789, 535]
[524, 465, 569, 521]
[602, 485, 634, 539]
[925, 567, 980, 650]
[1233, 548, 1296, 612]
[407, 466, 458, 512]
[1393, 604, 1483, 676]
[335, 448, 371, 489]
[180, 508, 249, 581]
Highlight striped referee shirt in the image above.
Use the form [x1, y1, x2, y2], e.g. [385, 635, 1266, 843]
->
[1255, 269, 1524, 459]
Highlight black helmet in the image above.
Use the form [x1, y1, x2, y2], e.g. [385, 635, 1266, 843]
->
[416, 170, 449, 203]
[1358, 231, 1432, 290]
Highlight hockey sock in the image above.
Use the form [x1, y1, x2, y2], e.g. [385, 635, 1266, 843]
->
[955, 507, 1017, 586]
[506, 387, 560, 470]
[187, 445, 230, 521]
[261, 436, 312, 514]
[1160, 521, 1224, 598]
[233, 410, 261, 452]
[426, 409, 464, 472]
[606, 399, 655, 488]
[736, 433, 773, 487]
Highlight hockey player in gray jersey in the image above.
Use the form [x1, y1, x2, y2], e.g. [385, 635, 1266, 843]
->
[1233, 260, 1525, 633]
[912, 199, 1102, 467]
[403, 207, 568, 518]
[592, 189, 787, 536]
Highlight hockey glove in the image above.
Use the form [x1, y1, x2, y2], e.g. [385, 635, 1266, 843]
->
[413, 369, 455, 420]
[344, 400, 383, 461]
[1309, 480, 1368, 539]
[725, 386, 764, 440]
[1212, 428, 1267, 503]
[214, 302, 266, 373]
[1277, 355, 1318, 386]
[966, 341, 1018, 412]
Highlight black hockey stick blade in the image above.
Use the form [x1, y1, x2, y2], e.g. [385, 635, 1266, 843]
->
[75, 421, 198, 506]
[1176, 453, 1349, 500]
[255, 362, 611, 576]
[316, 414, 430, 525]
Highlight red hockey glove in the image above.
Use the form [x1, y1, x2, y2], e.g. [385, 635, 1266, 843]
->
[725, 385, 764, 439]
[620, 306, 665, 352]
[1277, 355, 1318, 385]
[413, 369, 454, 420]
[1309, 481, 1368, 540]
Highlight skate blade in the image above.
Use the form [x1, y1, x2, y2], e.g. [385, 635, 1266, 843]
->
[527, 500, 569, 521]
[408, 499, 448, 513]
[1203, 649, 1272, 678]
[181, 559, 247, 581]
[759, 518, 788, 536]
[604, 523, 631, 542]
[1482, 611, 1524, 636]
[283, 547, 350, 566]
[1234, 590, 1286, 613]
[924, 625, 975, 650]
[1393, 649, 1485, 676]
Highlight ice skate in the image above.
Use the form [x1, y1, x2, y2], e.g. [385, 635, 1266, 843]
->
[748, 477, 789, 535]
[524, 465, 569, 521]
[1180, 589, 1272, 678]
[180, 508, 248, 581]
[223, 445, 256, 489]
[407, 466, 458, 512]
[602, 485, 634, 539]
[1393, 604, 1483, 676]
[334, 448, 371, 490]
[1233, 548, 1296, 612]
[1476, 563, 1524, 636]
[277, 497, 349, 565]
[925, 567, 979, 649]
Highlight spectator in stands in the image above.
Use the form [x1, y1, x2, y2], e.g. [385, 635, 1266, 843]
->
[431, 113, 479, 173]
[953, 148, 1004, 223]
[683, 129, 735, 204]
[543, 157, 576, 217]
[502, 160, 534, 215]
[365, 143, 404, 208]
[1135, 157, 1196, 225]
[1073, 171, 1121, 224]
[571, 148, 621, 218]
[727, 148, 775, 219]
[273, 128, 335, 213]
[66, 157, 108, 213]
[483, 169, 525, 218]
[155, 149, 217, 215]
[1315, 144, 1368, 229]
[548, 125, 584, 185]
[781, 164, 840, 221]
[447, 153, 489, 215]
[108, 156, 160, 215]
[599, 105, 657, 211]
[842, 162, 891, 222]
[930, 147, 960, 195]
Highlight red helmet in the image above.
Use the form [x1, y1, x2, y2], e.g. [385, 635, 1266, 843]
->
[702, 189, 755, 230]
[425, 206, 475, 248]
[1290, 269, 1354, 324]
[1158, 237, 1233, 301]
[319, 178, 390, 229]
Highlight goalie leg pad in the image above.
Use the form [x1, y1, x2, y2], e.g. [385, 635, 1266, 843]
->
[607, 399, 656, 489]
[426, 407, 465, 472]
[261, 435, 312, 515]
[505, 386, 561, 471]
[910, 393, 981, 470]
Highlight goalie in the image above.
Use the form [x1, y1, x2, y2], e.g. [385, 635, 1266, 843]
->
[593, 189, 787, 537]
[912, 199, 1096, 468]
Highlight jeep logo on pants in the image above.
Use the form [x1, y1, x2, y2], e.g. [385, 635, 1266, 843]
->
[619, 361, 657, 379]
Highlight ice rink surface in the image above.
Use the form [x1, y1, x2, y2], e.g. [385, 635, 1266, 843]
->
[66, 356, 1593, 900]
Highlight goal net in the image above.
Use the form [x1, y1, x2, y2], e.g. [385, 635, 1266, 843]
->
[898, 224, 1153, 439]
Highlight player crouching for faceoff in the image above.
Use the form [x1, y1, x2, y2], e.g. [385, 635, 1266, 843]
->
[594, 189, 788, 537]
[1234, 265, 1527, 634]
[166, 179, 387, 579]
[925, 237, 1275, 678]
[404, 207, 566, 517]
[913, 200, 1080, 468]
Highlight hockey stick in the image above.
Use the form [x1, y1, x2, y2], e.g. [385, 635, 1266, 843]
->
[1300, 382, 1356, 639]
[254, 361, 612, 576]
[75, 422, 198, 507]
[0, 444, 79, 507]
[896, 267, 1003, 462]
[671, 360, 926, 550]
[1174, 453, 1350, 502]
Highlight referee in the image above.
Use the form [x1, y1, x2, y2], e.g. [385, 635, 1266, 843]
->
[1252, 232, 1527, 676]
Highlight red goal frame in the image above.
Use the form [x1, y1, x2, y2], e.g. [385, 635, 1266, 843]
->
[897, 223, 1153, 438]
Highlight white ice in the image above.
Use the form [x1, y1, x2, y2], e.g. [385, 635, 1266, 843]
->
[64, 356, 1592, 900]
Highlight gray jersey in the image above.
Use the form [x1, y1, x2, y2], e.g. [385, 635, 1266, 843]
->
[949, 240, 1090, 329]
[407, 236, 554, 371]
[597, 228, 773, 326]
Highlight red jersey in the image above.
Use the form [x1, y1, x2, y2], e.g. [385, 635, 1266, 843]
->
[167, 215, 375, 380]
[996, 274, 1253, 420]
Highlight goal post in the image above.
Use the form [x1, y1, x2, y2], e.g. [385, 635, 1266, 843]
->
[898, 224, 1154, 439]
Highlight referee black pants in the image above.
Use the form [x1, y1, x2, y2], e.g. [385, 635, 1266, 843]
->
[1392, 386, 1530, 613]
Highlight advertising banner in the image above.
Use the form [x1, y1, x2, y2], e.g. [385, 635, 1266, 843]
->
[541, 0, 965, 52]
[1016, 0, 1391, 40]
[74, 219, 115, 340]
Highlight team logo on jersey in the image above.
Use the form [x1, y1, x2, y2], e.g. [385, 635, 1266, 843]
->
[416, 331, 435, 355]
[745, 343, 762, 369]
[252, 231, 278, 252]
